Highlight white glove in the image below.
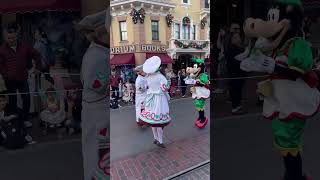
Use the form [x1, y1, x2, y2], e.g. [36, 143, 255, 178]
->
[240, 55, 275, 73]
[184, 77, 196, 85]
[235, 46, 251, 61]
[235, 40, 251, 61]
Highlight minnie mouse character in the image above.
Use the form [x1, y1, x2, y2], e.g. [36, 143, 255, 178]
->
[239, 0, 320, 179]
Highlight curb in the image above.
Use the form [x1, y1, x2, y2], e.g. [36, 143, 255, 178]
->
[163, 160, 210, 180]
[214, 113, 261, 121]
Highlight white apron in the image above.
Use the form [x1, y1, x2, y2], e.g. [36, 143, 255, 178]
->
[135, 75, 147, 122]
[139, 73, 171, 126]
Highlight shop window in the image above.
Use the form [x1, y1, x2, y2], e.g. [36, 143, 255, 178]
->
[152, 20, 159, 40]
[182, 25, 190, 40]
[119, 21, 128, 41]
[182, 0, 189, 4]
[174, 23, 180, 39]
[205, 0, 209, 8]
[192, 25, 196, 40]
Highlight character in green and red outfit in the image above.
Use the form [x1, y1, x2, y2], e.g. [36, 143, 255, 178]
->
[185, 58, 210, 129]
[239, 0, 320, 179]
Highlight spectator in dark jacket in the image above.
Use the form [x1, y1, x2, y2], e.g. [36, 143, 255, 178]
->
[0, 23, 42, 127]
[225, 32, 247, 115]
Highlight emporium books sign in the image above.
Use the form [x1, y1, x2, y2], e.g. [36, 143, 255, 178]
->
[111, 44, 167, 54]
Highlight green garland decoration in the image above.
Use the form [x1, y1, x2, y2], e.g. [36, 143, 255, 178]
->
[201, 17, 207, 29]
[182, 17, 191, 26]
[174, 40, 208, 49]
[166, 14, 174, 27]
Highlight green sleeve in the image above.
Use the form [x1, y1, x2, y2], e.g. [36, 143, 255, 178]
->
[287, 38, 313, 73]
[199, 73, 209, 85]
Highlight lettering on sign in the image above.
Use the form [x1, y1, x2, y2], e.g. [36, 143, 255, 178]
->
[111, 44, 167, 54]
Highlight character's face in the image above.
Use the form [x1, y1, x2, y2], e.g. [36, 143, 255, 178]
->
[0, 97, 7, 110]
[243, 7, 284, 39]
[186, 63, 201, 77]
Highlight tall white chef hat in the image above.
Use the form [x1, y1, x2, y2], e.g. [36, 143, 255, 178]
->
[143, 56, 161, 74]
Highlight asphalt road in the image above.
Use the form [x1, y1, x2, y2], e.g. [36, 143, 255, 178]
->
[110, 97, 210, 161]
[0, 139, 83, 180]
[213, 113, 320, 180]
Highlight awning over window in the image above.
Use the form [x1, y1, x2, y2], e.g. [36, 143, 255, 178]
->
[110, 53, 135, 65]
[0, 0, 80, 14]
[146, 53, 172, 64]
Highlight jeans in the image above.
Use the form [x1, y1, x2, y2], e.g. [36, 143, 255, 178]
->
[229, 79, 245, 109]
[5, 80, 30, 121]
[181, 86, 187, 96]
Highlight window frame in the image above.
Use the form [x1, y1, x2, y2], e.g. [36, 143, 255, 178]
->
[182, 0, 190, 5]
[174, 23, 180, 39]
[192, 25, 196, 40]
[151, 20, 159, 41]
[182, 24, 190, 40]
[205, 0, 209, 8]
[119, 21, 128, 41]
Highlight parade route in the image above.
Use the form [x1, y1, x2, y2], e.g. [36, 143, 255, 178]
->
[110, 98, 210, 179]
[110, 97, 210, 161]
[213, 113, 320, 180]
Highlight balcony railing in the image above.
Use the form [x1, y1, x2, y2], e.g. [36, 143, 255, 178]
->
[169, 39, 210, 50]
[111, 0, 175, 6]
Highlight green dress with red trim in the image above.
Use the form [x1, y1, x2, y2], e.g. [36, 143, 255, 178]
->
[192, 73, 210, 111]
[261, 37, 320, 156]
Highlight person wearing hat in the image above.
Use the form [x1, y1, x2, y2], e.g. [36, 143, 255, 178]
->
[134, 65, 148, 126]
[139, 56, 171, 148]
[77, 10, 109, 180]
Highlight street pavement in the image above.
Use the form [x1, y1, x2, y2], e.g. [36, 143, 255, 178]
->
[110, 97, 210, 161]
[213, 113, 320, 180]
[0, 139, 83, 180]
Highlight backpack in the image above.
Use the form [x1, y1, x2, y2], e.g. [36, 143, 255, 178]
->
[0, 119, 27, 150]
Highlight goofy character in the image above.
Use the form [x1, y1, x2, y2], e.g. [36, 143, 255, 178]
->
[238, 0, 320, 179]
[185, 58, 210, 129]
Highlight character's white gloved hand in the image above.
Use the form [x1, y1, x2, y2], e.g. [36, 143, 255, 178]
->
[235, 46, 251, 61]
[240, 55, 275, 73]
[184, 77, 196, 85]
[185, 79, 196, 85]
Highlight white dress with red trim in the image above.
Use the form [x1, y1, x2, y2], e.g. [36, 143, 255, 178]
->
[262, 47, 320, 121]
[139, 72, 171, 127]
[192, 84, 210, 99]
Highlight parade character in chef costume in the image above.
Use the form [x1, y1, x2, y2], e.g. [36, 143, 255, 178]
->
[134, 65, 148, 127]
[76, 9, 109, 179]
[185, 58, 210, 129]
[239, 0, 320, 179]
[139, 56, 171, 148]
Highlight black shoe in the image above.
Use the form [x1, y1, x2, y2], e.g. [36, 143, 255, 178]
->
[157, 143, 166, 148]
[153, 139, 159, 144]
[232, 108, 247, 115]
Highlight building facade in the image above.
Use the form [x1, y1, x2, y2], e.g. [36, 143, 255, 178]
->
[110, 0, 210, 70]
